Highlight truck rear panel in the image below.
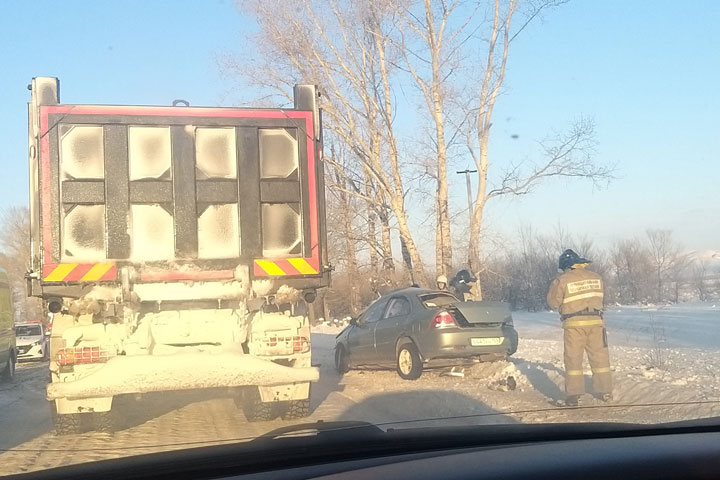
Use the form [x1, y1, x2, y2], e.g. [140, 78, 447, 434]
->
[28, 78, 328, 293]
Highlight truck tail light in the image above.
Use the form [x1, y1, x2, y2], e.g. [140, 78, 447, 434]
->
[56, 346, 113, 366]
[292, 336, 310, 353]
[263, 335, 309, 353]
[431, 311, 457, 329]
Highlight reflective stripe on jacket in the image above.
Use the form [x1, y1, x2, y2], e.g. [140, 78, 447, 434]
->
[547, 267, 605, 325]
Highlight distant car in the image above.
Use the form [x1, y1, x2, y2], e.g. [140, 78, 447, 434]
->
[334, 288, 519, 380]
[0, 267, 16, 381]
[15, 323, 49, 361]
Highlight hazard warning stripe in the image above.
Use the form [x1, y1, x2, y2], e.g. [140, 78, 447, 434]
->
[287, 258, 317, 275]
[255, 260, 287, 276]
[254, 258, 319, 277]
[42, 263, 117, 282]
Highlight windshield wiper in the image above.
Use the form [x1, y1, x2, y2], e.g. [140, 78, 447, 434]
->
[252, 420, 384, 442]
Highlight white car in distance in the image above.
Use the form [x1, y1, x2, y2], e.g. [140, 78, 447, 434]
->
[15, 323, 49, 361]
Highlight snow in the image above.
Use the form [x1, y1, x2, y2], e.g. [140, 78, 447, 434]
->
[259, 128, 298, 179]
[128, 126, 171, 180]
[133, 281, 247, 301]
[197, 204, 239, 259]
[318, 304, 720, 426]
[195, 127, 237, 179]
[60, 125, 104, 179]
[130, 204, 175, 261]
[46, 352, 319, 400]
[513, 304, 720, 349]
[261, 203, 301, 257]
[62, 204, 106, 261]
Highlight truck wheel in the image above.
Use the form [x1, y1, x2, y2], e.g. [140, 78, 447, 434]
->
[51, 403, 81, 435]
[280, 398, 311, 420]
[335, 346, 349, 375]
[1, 353, 15, 382]
[396, 343, 422, 380]
[241, 390, 276, 422]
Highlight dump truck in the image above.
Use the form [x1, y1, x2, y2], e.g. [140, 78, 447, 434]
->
[26, 77, 329, 432]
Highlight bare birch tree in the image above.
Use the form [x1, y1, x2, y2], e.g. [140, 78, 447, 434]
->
[440, 0, 613, 297]
[0, 207, 42, 322]
[391, 0, 474, 277]
[646, 229, 687, 303]
[232, 0, 428, 282]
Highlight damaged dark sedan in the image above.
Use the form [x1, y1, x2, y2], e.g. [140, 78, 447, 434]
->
[335, 288, 519, 380]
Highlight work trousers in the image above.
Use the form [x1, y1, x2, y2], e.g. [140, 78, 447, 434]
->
[563, 324, 612, 396]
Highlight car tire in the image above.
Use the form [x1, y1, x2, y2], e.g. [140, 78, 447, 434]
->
[280, 398, 311, 420]
[396, 343, 422, 380]
[335, 346, 350, 375]
[240, 389, 276, 422]
[1, 353, 15, 383]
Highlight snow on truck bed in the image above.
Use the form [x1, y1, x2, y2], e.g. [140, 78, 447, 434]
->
[314, 303, 720, 426]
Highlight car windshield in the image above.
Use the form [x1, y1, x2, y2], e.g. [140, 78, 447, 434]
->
[15, 325, 41, 337]
[420, 293, 460, 308]
[1, 0, 719, 477]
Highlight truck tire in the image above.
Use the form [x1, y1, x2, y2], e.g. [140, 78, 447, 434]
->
[241, 390, 276, 422]
[93, 411, 116, 432]
[52, 408, 82, 435]
[335, 346, 349, 375]
[280, 398, 311, 420]
[396, 343, 423, 380]
[1, 353, 15, 382]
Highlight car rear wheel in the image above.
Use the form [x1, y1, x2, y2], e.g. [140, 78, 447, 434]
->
[1, 353, 15, 382]
[396, 343, 422, 380]
[335, 346, 349, 375]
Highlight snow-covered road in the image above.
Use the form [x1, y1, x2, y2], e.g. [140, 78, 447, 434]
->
[2, 305, 720, 475]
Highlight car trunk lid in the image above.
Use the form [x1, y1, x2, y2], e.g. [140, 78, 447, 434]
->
[448, 301, 512, 328]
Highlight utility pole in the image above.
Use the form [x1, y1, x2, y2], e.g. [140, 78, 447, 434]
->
[456, 169, 477, 227]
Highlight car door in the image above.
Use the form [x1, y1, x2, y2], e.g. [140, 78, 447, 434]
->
[0, 272, 13, 369]
[346, 298, 388, 365]
[374, 296, 413, 364]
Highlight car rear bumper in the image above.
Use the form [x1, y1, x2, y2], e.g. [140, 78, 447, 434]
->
[47, 352, 319, 400]
[421, 325, 518, 361]
[17, 344, 45, 360]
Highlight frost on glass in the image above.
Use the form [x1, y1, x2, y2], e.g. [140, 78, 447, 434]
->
[198, 204, 239, 259]
[128, 127, 171, 181]
[259, 129, 298, 179]
[262, 203, 301, 257]
[196, 128, 237, 179]
[62, 205, 106, 261]
[130, 205, 175, 261]
[60, 125, 104, 179]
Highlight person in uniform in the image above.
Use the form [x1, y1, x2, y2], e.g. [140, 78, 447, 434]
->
[450, 269, 480, 301]
[436, 275, 449, 291]
[547, 249, 612, 406]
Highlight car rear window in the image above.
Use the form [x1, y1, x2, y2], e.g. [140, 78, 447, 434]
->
[419, 293, 459, 308]
[16, 325, 41, 336]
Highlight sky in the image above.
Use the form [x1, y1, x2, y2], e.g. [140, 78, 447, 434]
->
[0, 0, 718, 254]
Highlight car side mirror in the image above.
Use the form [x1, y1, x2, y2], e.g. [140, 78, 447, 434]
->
[349, 317, 358, 326]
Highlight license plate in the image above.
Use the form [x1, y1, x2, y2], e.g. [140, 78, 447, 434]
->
[470, 337, 503, 346]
